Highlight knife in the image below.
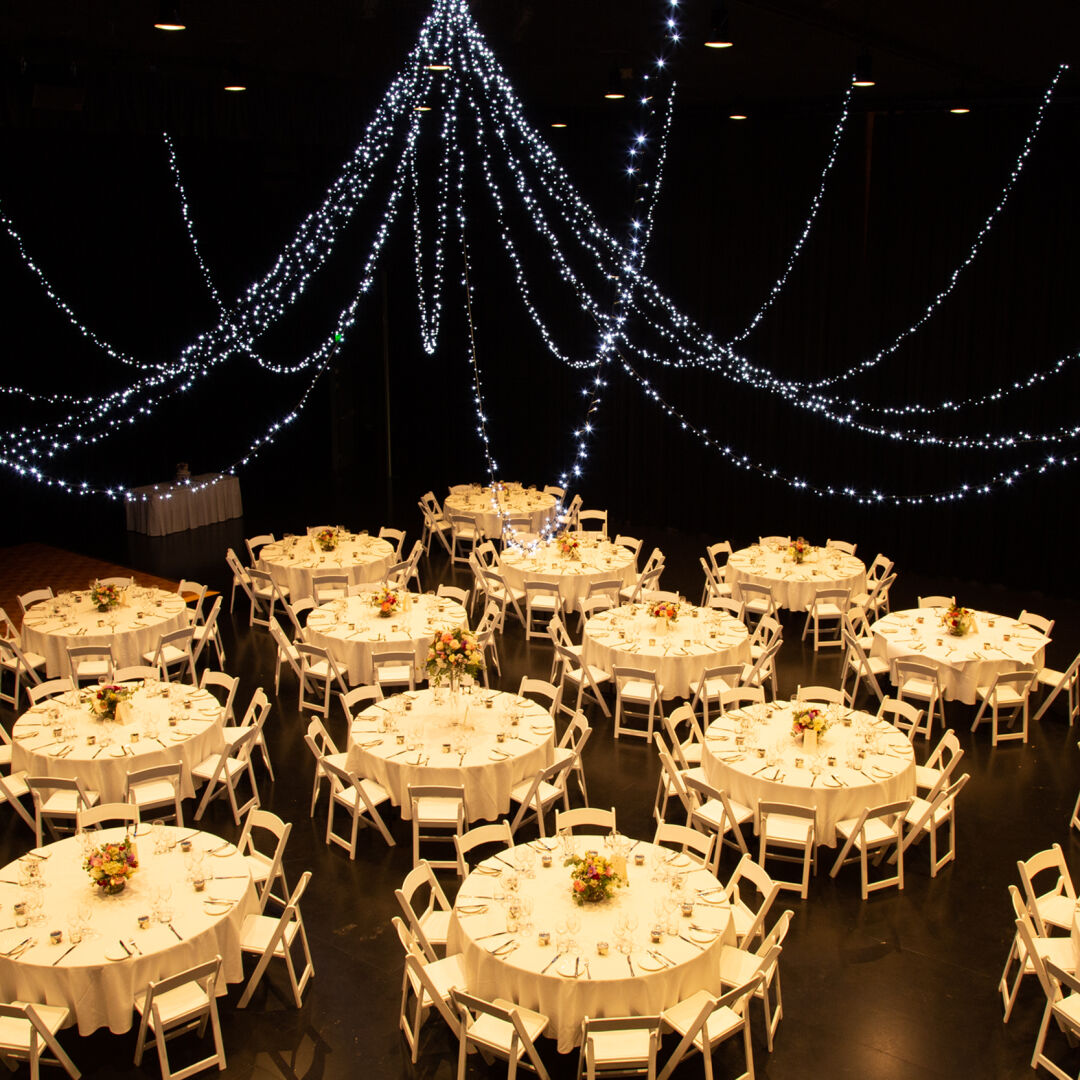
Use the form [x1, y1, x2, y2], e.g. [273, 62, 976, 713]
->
[52, 942, 79, 965]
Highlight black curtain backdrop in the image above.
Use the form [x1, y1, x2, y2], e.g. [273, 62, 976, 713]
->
[2, 69, 1078, 594]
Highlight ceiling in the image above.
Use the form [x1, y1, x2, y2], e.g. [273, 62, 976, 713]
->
[1, 0, 1077, 139]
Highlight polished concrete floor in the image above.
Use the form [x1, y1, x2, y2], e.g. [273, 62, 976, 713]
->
[3, 518, 1080, 1079]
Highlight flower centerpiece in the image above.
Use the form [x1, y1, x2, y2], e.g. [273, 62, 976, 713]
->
[90, 684, 134, 722]
[791, 706, 828, 739]
[314, 528, 338, 552]
[555, 531, 580, 559]
[89, 581, 121, 612]
[83, 835, 138, 895]
[942, 602, 975, 637]
[647, 599, 680, 625]
[426, 627, 485, 691]
[373, 585, 399, 618]
[788, 537, 811, 564]
[565, 852, 624, 905]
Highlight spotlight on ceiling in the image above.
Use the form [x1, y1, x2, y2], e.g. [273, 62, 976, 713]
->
[704, 2, 733, 48]
[425, 63, 450, 72]
[950, 105, 971, 114]
[853, 51, 875, 87]
[729, 111, 748, 120]
[551, 122, 568, 128]
[153, 2, 185, 30]
[223, 67, 246, 92]
[604, 65, 629, 100]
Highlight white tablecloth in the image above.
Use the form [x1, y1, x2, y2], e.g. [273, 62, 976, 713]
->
[124, 474, 242, 536]
[727, 543, 866, 613]
[346, 689, 554, 822]
[447, 838, 736, 1052]
[11, 683, 226, 802]
[501, 538, 637, 609]
[258, 534, 395, 601]
[701, 701, 916, 846]
[0, 825, 257, 1034]
[303, 593, 468, 685]
[581, 604, 751, 700]
[871, 607, 1049, 704]
[20, 588, 192, 678]
[444, 487, 557, 539]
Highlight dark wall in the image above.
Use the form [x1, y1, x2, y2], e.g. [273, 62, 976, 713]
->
[2, 79, 1077, 594]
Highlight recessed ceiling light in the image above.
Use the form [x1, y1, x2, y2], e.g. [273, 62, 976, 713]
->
[414, 105, 432, 112]
[950, 106, 971, 114]
[853, 51, 875, 87]
[224, 85, 246, 92]
[729, 112, 747, 120]
[551, 122, 567, 128]
[425, 63, 450, 72]
[154, 2, 185, 30]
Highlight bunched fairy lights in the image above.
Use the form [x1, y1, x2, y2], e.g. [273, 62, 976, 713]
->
[0, 0, 1073, 505]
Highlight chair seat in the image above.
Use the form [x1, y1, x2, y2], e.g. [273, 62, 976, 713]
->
[1, 649, 46, 671]
[1037, 893, 1078, 932]
[406, 952, 465, 1007]
[74, 661, 111, 677]
[528, 597, 560, 612]
[129, 780, 177, 808]
[898, 678, 937, 700]
[588, 1027, 655, 1068]
[976, 685, 1026, 705]
[239, 912, 300, 955]
[0, 1002, 69, 1049]
[680, 743, 703, 765]
[1055, 991, 1080, 1027]
[470, 999, 548, 1057]
[509, 778, 560, 806]
[1027, 935, 1076, 974]
[762, 814, 814, 844]
[856, 655, 891, 676]
[913, 765, 941, 790]
[419, 908, 451, 946]
[835, 815, 896, 847]
[1038, 667, 1066, 688]
[376, 666, 413, 684]
[693, 675, 737, 698]
[565, 665, 611, 686]
[716, 944, 766, 988]
[191, 756, 248, 783]
[243, 851, 274, 883]
[133, 980, 210, 1027]
[904, 796, 951, 830]
[663, 989, 743, 1047]
[695, 797, 753, 831]
[744, 599, 770, 614]
[415, 797, 462, 825]
[332, 776, 392, 810]
[812, 603, 845, 618]
[620, 680, 660, 702]
[42, 789, 100, 814]
[253, 581, 288, 599]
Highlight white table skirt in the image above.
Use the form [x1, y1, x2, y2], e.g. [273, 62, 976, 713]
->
[501, 539, 636, 609]
[124, 474, 242, 536]
[728, 543, 866, 613]
[444, 488, 557, 539]
[346, 689, 554, 821]
[258, 535, 395, 600]
[0, 826, 257, 1034]
[12, 683, 226, 802]
[701, 701, 916, 846]
[447, 838, 736, 1053]
[871, 607, 1049, 704]
[21, 588, 191, 678]
[581, 604, 750, 700]
[303, 593, 468, 685]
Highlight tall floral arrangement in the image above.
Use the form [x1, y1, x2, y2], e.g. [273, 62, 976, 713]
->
[426, 628, 484, 687]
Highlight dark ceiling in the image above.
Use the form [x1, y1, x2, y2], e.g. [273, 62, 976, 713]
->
[1, 0, 1077, 142]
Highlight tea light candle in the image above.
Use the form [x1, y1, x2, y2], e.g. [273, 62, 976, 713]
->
[137, 915, 150, 930]
[485, 698, 493, 709]
[827, 756, 837, 767]
[396, 734, 406, 745]
[680, 900, 694, 917]
[50, 930, 63, 946]
[538, 930, 551, 947]
[634, 853, 646, 866]
[14, 903, 28, 928]
[495, 732, 506, 743]
[192, 875, 206, 892]
[52, 726, 63, 739]
[180, 839, 192, 853]
[541, 853, 552, 868]
[596, 941, 610, 956]
[650, 926, 663, 943]
[86, 735, 96, 746]
[442, 743, 452, 754]
[404, 700, 413, 711]
[130, 732, 140, 743]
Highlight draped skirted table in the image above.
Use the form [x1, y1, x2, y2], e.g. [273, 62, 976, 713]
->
[11, 682, 226, 802]
[447, 837, 736, 1053]
[500, 537, 637, 609]
[727, 543, 866, 612]
[870, 607, 1050, 704]
[444, 486, 557, 538]
[258, 533, 396, 600]
[701, 701, 916, 846]
[20, 587, 192, 678]
[0, 825, 257, 1034]
[124, 473, 243, 536]
[345, 688, 554, 822]
[581, 603, 751, 700]
[302, 592, 468, 686]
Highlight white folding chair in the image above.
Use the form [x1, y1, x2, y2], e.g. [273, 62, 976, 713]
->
[876, 696, 929, 743]
[0, 770, 37, 835]
[199, 669, 238, 724]
[125, 764, 184, 826]
[801, 587, 850, 650]
[451, 988, 551, 1080]
[449, 514, 484, 566]
[576, 1015, 661, 1080]
[65, 644, 114, 686]
[0, 1001, 79, 1080]
[662, 703, 705, 766]
[918, 595, 955, 609]
[191, 726, 260, 826]
[555, 806, 616, 835]
[518, 676, 561, 717]
[508, 759, 574, 838]
[25, 775, 100, 847]
[392, 916, 464, 1063]
[296, 642, 351, 717]
[840, 628, 889, 707]
[319, 756, 396, 855]
[17, 588, 54, 615]
[721, 853, 782, 949]
[0, 635, 46, 710]
[613, 666, 664, 741]
[75, 801, 140, 833]
[913, 728, 963, 791]
[552, 711, 591, 805]
[613, 534, 643, 560]
[409, 784, 466, 870]
[133, 955, 226, 1080]
[311, 572, 350, 607]
[1018, 844, 1078, 936]
[378, 526, 407, 559]
[304, 717, 350, 818]
[971, 667, 1036, 745]
[191, 595, 225, 670]
[143, 628, 197, 685]
[222, 688, 275, 781]
[829, 798, 912, 899]
[237, 872, 315, 1009]
[717, 913, 793, 1053]
[419, 492, 454, 557]
[523, 580, 565, 641]
[1036, 959, 1080, 1078]
[245, 533, 276, 565]
[268, 616, 303, 695]
[371, 647, 418, 695]
[1000, 886, 1076, 1023]
[757, 801, 817, 899]
[577, 509, 608, 538]
[237, 806, 292, 914]
[894, 772, 971, 877]
[454, 820, 513, 878]
[657, 977, 760, 1080]
[683, 775, 753, 864]
[738, 582, 777, 627]
[689, 665, 744, 727]
[552, 642, 611, 719]
[396, 860, 455, 961]
[1035, 650, 1080, 725]
[794, 685, 846, 707]
[244, 568, 288, 629]
[892, 656, 946, 735]
[653, 821, 715, 868]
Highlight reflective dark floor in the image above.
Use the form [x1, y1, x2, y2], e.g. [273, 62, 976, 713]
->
[3, 517, 1080, 1079]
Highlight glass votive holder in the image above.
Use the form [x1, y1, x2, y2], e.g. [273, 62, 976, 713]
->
[596, 940, 610, 956]
[650, 926, 663, 943]
[794, 757, 804, 769]
[916, 616, 924, 624]
[396, 734, 406, 745]
[734, 735, 745, 746]
[180, 839, 192, 853]
[50, 930, 63, 946]
[538, 930, 551, 947]
[648, 638, 656, 647]
[680, 900, 694, 917]
[541, 854, 552, 868]
[485, 698, 493, 709]
[168, 717, 178, 728]
[192, 876, 206, 892]
[1004, 634, 1011, 642]
[130, 732, 139, 744]
[137, 915, 150, 931]
[52, 726, 63, 739]
[827, 756, 837, 767]
[634, 853, 646, 866]
[86, 735, 96, 746]
[404, 700, 413, 711]
[442, 742, 452, 754]
[495, 732, 506, 743]
[756, 747, 766, 759]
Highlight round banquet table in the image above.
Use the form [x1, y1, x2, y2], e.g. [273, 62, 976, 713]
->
[11, 682, 226, 802]
[701, 700, 916, 847]
[581, 603, 751, 700]
[258, 532, 396, 600]
[871, 607, 1049, 704]
[446, 837, 737, 1053]
[303, 592, 468, 685]
[500, 536, 637, 609]
[20, 587, 191, 678]
[345, 688, 554, 822]
[444, 486, 557, 539]
[727, 542, 866, 613]
[0, 825, 257, 1034]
